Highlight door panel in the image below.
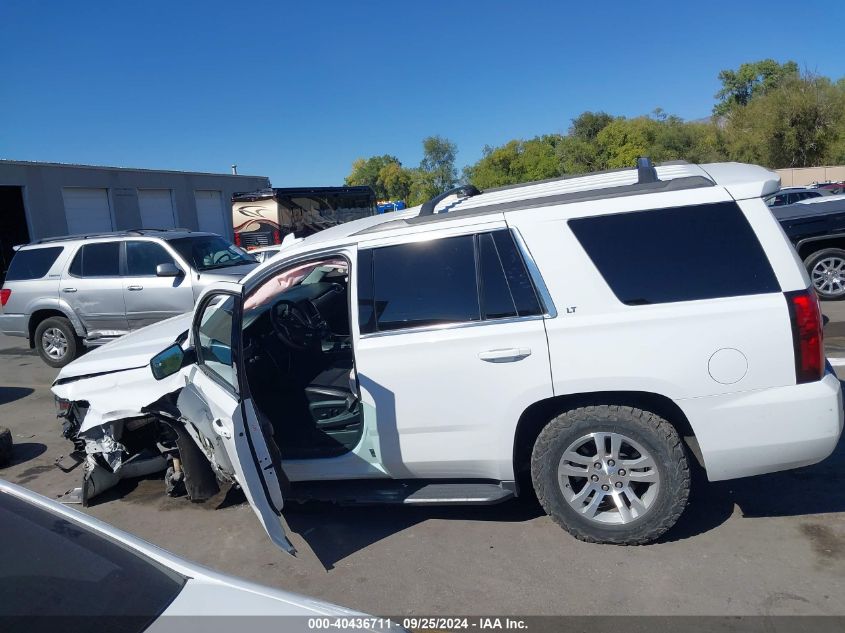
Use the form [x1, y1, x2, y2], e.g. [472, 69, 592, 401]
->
[179, 368, 293, 553]
[123, 241, 193, 330]
[355, 319, 552, 481]
[64, 243, 128, 337]
[178, 286, 294, 554]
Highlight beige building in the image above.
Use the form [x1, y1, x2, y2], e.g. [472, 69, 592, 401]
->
[776, 165, 845, 187]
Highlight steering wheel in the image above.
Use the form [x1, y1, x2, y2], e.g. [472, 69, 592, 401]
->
[213, 251, 234, 264]
[271, 299, 327, 351]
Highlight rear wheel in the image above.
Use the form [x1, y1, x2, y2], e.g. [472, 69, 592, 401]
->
[34, 317, 80, 368]
[805, 248, 845, 300]
[531, 405, 690, 544]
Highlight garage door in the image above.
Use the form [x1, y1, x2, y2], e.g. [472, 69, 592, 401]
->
[62, 188, 113, 235]
[194, 190, 226, 235]
[138, 189, 176, 229]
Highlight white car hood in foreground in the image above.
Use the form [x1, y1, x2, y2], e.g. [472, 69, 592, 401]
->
[55, 312, 194, 381]
[52, 313, 194, 433]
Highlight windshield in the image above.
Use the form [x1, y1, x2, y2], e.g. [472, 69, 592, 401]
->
[167, 235, 256, 271]
[0, 490, 185, 624]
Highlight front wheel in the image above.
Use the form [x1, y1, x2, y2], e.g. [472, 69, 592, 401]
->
[805, 248, 845, 301]
[34, 316, 80, 368]
[531, 405, 690, 544]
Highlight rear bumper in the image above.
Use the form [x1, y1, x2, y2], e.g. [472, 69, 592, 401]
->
[679, 370, 844, 481]
[0, 313, 27, 337]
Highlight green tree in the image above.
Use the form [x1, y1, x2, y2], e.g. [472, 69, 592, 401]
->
[378, 161, 413, 201]
[419, 136, 458, 195]
[569, 111, 615, 141]
[464, 136, 562, 188]
[721, 73, 845, 167]
[344, 154, 402, 199]
[713, 59, 799, 116]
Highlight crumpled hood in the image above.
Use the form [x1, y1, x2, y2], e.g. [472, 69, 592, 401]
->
[54, 312, 193, 383]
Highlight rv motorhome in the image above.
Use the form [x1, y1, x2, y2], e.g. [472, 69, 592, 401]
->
[231, 186, 376, 249]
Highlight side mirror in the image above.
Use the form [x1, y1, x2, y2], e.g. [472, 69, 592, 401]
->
[156, 263, 183, 277]
[150, 343, 186, 380]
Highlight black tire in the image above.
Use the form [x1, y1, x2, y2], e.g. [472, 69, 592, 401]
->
[531, 405, 690, 545]
[34, 316, 80, 368]
[804, 248, 845, 301]
[0, 426, 12, 467]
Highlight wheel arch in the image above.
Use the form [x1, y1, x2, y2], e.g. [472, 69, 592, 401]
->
[796, 236, 845, 261]
[28, 308, 78, 348]
[512, 390, 700, 491]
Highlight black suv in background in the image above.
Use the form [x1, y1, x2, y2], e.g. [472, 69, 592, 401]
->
[773, 195, 845, 300]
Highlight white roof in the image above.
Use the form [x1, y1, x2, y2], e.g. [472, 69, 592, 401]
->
[243, 161, 780, 282]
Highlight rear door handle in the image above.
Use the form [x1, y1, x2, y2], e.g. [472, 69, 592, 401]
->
[127, 285, 143, 291]
[478, 347, 532, 362]
[62, 287, 77, 293]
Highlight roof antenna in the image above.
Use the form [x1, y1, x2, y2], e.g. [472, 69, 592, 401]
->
[636, 157, 658, 184]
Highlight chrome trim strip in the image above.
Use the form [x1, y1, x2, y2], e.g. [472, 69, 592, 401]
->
[510, 227, 557, 318]
[359, 314, 546, 340]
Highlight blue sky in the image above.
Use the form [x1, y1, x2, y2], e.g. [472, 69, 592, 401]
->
[1, 1, 843, 186]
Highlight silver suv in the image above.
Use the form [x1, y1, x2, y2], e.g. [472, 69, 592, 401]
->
[0, 229, 258, 367]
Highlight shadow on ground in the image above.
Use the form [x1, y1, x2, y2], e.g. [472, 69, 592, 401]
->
[3, 443, 47, 474]
[0, 386, 34, 405]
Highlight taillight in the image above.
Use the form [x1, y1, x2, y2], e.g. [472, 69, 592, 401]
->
[233, 232, 242, 247]
[273, 229, 282, 244]
[786, 289, 824, 383]
[0, 288, 10, 307]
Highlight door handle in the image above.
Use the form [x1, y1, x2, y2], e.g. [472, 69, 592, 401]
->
[478, 347, 532, 362]
[62, 287, 77, 293]
[127, 285, 143, 291]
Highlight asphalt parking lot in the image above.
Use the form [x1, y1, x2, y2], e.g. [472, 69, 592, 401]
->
[1, 322, 844, 618]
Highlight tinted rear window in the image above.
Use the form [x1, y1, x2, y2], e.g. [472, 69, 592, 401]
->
[568, 202, 780, 305]
[69, 243, 120, 277]
[0, 490, 184, 624]
[5, 247, 63, 281]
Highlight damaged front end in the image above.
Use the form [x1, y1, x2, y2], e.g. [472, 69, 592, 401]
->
[54, 370, 228, 506]
[51, 322, 225, 506]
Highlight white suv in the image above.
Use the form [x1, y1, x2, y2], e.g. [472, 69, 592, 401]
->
[52, 160, 844, 548]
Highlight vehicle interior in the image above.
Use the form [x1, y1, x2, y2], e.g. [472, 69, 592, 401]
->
[241, 257, 362, 459]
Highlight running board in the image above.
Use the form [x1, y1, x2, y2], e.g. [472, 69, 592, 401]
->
[287, 480, 516, 506]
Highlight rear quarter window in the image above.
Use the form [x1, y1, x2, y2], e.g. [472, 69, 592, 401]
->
[5, 247, 64, 281]
[568, 201, 780, 305]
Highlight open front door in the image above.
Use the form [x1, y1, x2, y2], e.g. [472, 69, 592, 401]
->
[177, 283, 295, 554]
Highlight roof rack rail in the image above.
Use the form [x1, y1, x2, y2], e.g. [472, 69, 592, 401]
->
[125, 228, 193, 234]
[419, 184, 481, 217]
[636, 157, 658, 184]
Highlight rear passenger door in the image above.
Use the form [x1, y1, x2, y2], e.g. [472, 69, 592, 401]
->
[122, 240, 194, 330]
[353, 229, 553, 482]
[63, 242, 129, 338]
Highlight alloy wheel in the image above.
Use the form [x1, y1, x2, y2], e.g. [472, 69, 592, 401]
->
[41, 327, 68, 360]
[557, 431, 661, 524]
[812, 256, 845, 297]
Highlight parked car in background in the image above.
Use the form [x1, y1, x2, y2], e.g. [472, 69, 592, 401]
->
[814, 181, 845, 195]
[772, 194, 845, 299]
[250, 235, 304, 263]
[53, 159, 843, 548]
[0, 230, 258, 367]
[764, 187, 830, 207]
[0, 479, 393, 631]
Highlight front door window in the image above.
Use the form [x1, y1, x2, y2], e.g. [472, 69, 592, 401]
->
[196, 294, 237, 389]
